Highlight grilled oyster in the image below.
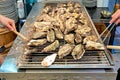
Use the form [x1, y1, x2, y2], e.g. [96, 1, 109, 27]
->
[53, 27, 63, 39]
[74, 3, 81, 8]
[41, 6, 52, 14]
[56, 15, 65, 32]
[85, 41, 105, 50]
[75, 33, 82, 43]
[72, 44, 85, 60]
[47, 29, 55, 42]
[67, 1, 74, 7]
[41, 53, 57, 67]
[34, 22, 51, 32]
[64, 34, 74, 44]
[75, 25, 91, 37]
[34, 22, 51, 27]
[27, 39, 47, 46]
[32, 31, 46, 39]
[58, 44, 74, 58]
[36, 14, 56, 22]
[83, 35, 97, 44]
[64, 17, 77, 34]
[41, 40, 59, 52]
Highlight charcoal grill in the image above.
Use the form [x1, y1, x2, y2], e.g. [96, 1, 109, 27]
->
[17, 1, 114, 70]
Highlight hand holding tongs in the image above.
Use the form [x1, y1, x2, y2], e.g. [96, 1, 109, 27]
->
[100, 17, 120, 49]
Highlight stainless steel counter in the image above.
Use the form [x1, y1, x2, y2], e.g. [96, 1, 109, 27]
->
[0, 2, 120, 80]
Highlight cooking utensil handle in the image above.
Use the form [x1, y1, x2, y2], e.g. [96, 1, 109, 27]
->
[107, 45, 120, 49]
[13, 30, 29, 42]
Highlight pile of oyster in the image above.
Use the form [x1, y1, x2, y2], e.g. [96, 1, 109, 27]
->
[25, 1, 105, 66]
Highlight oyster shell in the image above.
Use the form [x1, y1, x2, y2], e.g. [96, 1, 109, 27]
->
[53, 27, 63, 39]
[75, 25, 91, 37]
[86, 41, 105, 50]
[75, 33, 82, 43]
[72, 44, 85, 60]
[41, 40, 59, 52]
[41, 53, 57, 67]
[32, 31, 46, 39]
[58, 44, 74, 58]
[27, 39, 47, 46]
[64, 34, 74, 44]
[83, 35, 97, 44]
[47, 29, 55, 42]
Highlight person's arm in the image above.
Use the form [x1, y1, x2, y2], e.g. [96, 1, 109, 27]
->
[0, 15, 16, 31]
[109, 9, 120, 25]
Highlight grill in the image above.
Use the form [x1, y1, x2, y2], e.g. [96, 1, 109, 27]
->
[17, 50, 113, 69]
[17, 1, 114, 70]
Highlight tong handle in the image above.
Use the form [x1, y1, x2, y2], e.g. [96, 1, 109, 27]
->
[107, 45, 120, 50]
[12, 30, 29, 42]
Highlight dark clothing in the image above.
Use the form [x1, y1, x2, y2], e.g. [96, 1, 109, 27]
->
[116, 68, 120, 80]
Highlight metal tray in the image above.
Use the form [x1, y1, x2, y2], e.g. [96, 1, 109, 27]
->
[17, 1, 114, 69]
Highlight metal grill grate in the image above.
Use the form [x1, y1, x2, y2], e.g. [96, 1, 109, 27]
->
[17, 51, 113, 69]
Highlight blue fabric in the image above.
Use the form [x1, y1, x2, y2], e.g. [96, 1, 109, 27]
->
[108, 0, 116, 12]
[25, 0, 36, 3]
[113, 26, 120, 53]
[0, 58, 18, 72]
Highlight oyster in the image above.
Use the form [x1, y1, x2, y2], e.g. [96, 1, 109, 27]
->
[34, 22, 51, 32]
[27, 39, 47, 46]
[41, 6, 52, 14]
[85, 41, 105, 50]
[74, 3, 81, 8]
[58, 44, 74, 58]
[64, 17, 77, 34]
[36, 14, 56, 22]
[34, 22, 51, 27]
[41, 53, 57, 67]
[32, 31, 46, 39]
[53, 27, 63, 39]
[72, 44, 85, 60]
[83, 35, 97, 44]
[41, 40, 59, 52]
[75, 25, 91, 37]
[47, 29, 55, 42]
[64, 34, 74, 44]
[75, 33, 82, 43]
[56, 15, 65, 32]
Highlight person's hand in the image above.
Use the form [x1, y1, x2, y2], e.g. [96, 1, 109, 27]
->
[109, 9, 120, 25]
[0, 55, 4, 65]
[0, 15, 16, 31]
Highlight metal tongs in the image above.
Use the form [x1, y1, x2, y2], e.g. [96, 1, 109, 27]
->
[99, 22, 120, 49]
[100, 23, 116, 42]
